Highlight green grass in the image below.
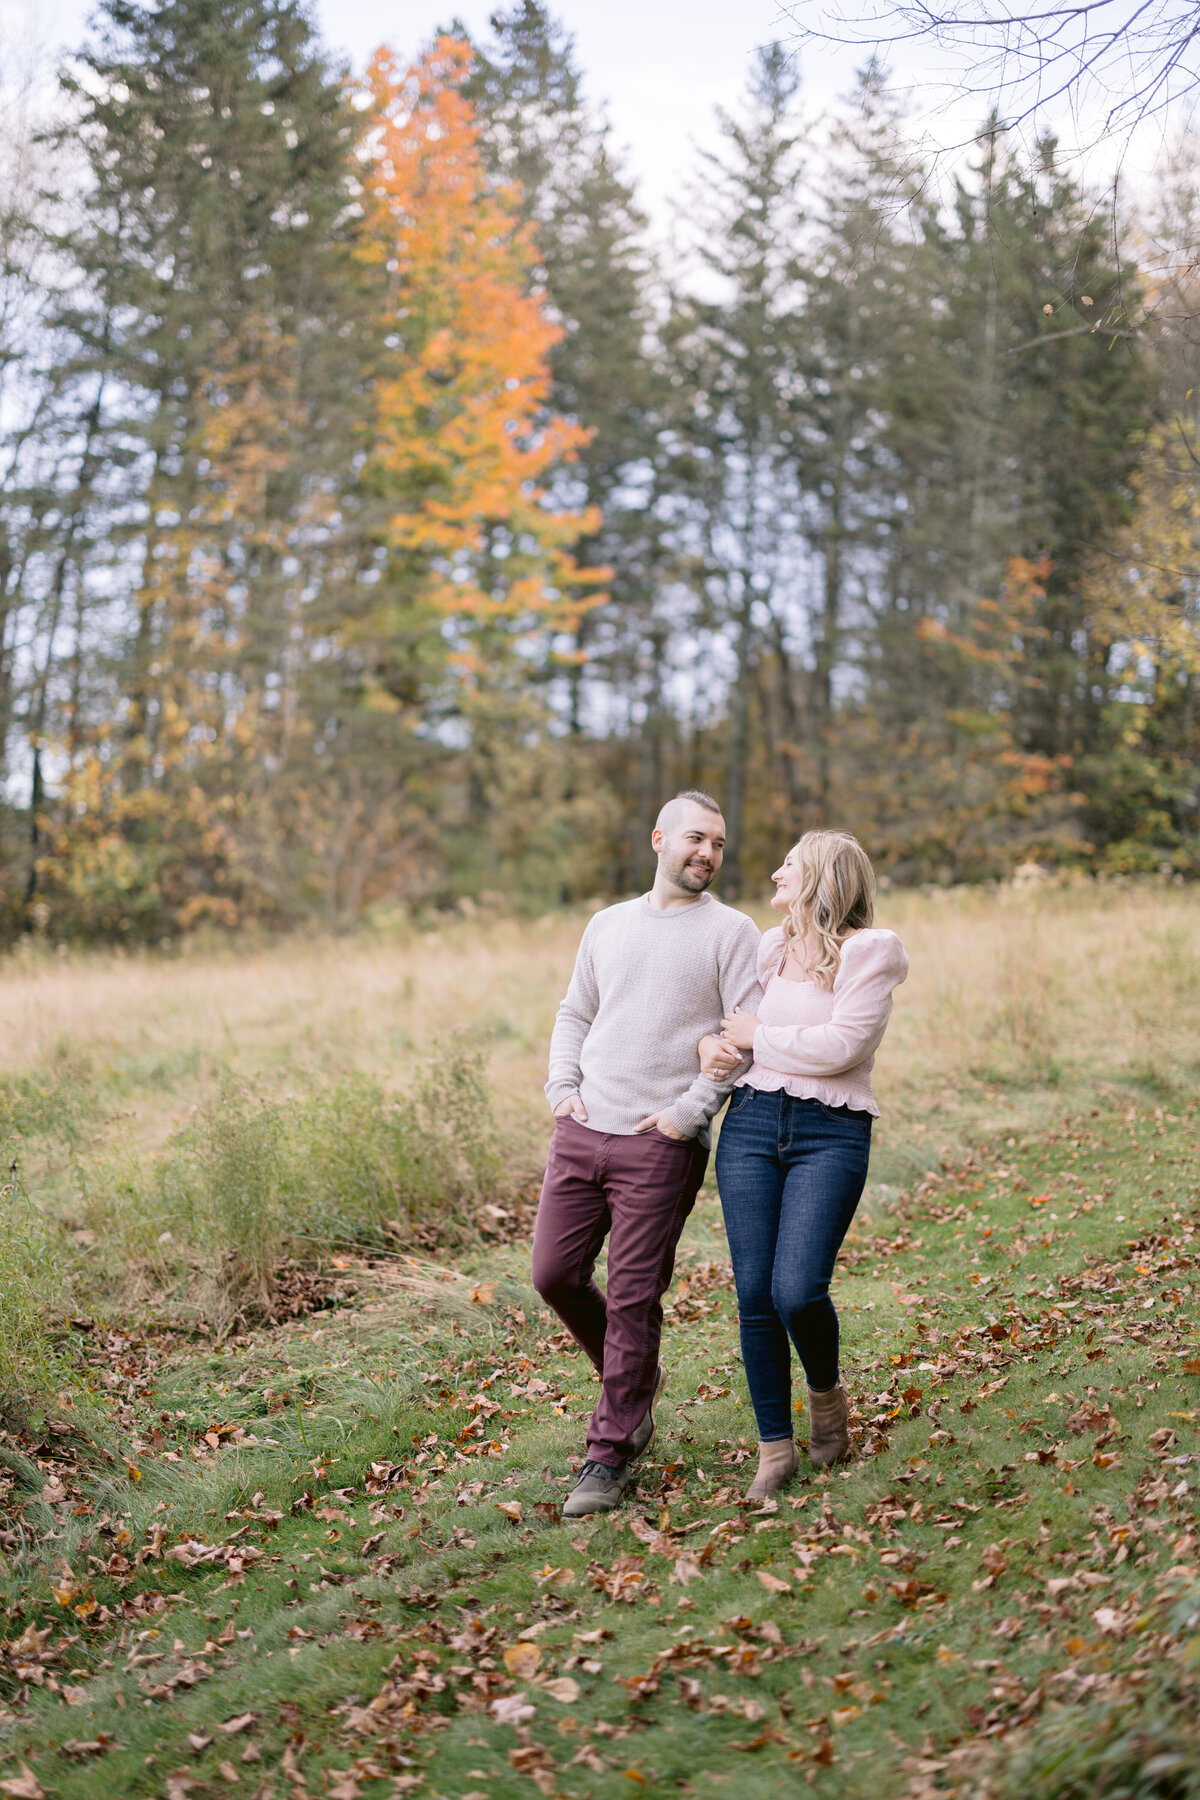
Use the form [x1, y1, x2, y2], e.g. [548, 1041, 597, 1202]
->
[2, 1036, 514, 1352]
[0, 1159, 74, 1417]
[0, 1100, 1196, 1799]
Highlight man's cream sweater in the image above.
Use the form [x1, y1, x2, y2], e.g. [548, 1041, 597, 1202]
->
[544, 893, 762, 1143]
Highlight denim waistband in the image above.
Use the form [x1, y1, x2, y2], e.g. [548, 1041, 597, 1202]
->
[743, 1088, 872, 1123]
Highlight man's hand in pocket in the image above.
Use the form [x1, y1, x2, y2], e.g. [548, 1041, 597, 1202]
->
[634, 1112, 686, 1140]
[554, 1094, 588, 1123]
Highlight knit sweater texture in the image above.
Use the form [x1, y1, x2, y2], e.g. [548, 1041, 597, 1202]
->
[739, 924, 908, 1117]
[545, 893, 762, 1143]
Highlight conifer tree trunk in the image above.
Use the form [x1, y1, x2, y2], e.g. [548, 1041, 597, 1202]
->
[721, 590, 755, 898]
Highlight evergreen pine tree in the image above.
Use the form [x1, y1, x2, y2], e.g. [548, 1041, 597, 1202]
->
[463, 3, 669, 884]
[785, 65, 937, 825]
[41, 0, 360, 932]
[662, 44, 809, 895]
[861, 130, 1151, 876]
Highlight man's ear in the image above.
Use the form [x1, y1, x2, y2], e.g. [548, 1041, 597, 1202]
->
[651, 828, 664, 854]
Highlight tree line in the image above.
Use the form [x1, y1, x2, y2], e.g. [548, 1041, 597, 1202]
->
[1, 0, 1197, 939]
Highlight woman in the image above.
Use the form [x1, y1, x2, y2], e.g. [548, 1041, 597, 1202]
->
[700, 830, 907, 1499]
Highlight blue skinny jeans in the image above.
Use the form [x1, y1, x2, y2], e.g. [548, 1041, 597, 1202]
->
[715, 1087, 872, 1441]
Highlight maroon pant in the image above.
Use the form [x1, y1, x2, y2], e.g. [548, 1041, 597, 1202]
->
[531, 1116, 708, 1467]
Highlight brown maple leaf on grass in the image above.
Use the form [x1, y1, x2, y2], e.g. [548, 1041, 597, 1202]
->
[0, 1769, 42, 1800]
[60, 1735, 119, 1759]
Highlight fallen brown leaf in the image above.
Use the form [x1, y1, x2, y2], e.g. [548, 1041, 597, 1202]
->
[542, 1677, 580, 1703]
[491, 1694, 536, 1725]
[0, 1767, 44, 1800]
[61, 1737, 119, 1759]
[502, 1642, 541, 1679]
[325, 1774, 361, 1800]
[533, 1564, 575, 1590]
[728, 1729, 776, 1752]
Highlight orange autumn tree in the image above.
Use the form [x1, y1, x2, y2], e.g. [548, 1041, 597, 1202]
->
[356, 36, 605, 693]
[225, 32, 614, 918]
[38, 33, 615, 937]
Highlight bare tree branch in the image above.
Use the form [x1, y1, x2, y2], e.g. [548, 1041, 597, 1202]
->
[779, 0, 1200, 146]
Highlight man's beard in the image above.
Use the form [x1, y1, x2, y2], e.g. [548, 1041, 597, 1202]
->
[666, 851, 715, 893]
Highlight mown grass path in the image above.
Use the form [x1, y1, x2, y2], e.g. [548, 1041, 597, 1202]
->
[1, 1102, 1198, 1800]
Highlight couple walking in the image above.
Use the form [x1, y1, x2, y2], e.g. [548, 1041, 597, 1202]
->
[533, 791, 908, 1518]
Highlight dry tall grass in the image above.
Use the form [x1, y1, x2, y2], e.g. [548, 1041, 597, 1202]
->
[0, 878, 1196, 1185]
[875, 877, 1200, 1171]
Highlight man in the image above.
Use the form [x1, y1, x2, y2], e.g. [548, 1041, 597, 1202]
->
[533, 791, 762, 1518]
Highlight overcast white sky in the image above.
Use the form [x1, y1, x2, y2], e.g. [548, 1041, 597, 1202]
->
[8, 0, 945, 226]
[4, 0, 1180, 227]
[351, 1, 812, 222]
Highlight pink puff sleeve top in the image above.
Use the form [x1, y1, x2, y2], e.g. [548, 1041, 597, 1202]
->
[736, 925, 908, 1117]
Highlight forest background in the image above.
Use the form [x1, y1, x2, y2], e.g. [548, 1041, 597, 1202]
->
[3, 0, 1200, 943]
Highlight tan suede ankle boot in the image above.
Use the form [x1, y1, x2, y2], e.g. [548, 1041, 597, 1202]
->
[807, 1380, 850, 1467]
[747, 1436, 800, 1500]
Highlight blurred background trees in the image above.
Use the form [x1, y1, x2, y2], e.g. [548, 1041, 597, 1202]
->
[1, 0, 1197, 939]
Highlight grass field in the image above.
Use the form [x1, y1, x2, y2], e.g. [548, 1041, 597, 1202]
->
[0, 879, 1197, 1799]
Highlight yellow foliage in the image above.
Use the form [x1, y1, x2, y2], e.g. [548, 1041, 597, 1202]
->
[1085, 423, 1200, 695]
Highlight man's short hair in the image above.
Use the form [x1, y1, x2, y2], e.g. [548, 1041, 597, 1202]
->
[655, 789, 724, 834]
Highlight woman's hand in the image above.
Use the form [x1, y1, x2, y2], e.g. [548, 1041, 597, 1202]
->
[699, 1032, 743, 1079]
[719, 1008, 760, 1051]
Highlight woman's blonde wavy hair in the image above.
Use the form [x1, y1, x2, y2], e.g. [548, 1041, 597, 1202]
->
[780, 830, 876, 991]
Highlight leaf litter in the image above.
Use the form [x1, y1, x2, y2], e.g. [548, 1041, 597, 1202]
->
[0, 1105, 1195, 1796]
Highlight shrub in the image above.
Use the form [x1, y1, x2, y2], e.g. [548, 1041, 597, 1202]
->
[158, 1073, 286, 1307]
[88, 1036, 508, 1321]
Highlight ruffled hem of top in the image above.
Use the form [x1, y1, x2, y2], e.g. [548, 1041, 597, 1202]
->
[734, 1071, 880, 1118]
